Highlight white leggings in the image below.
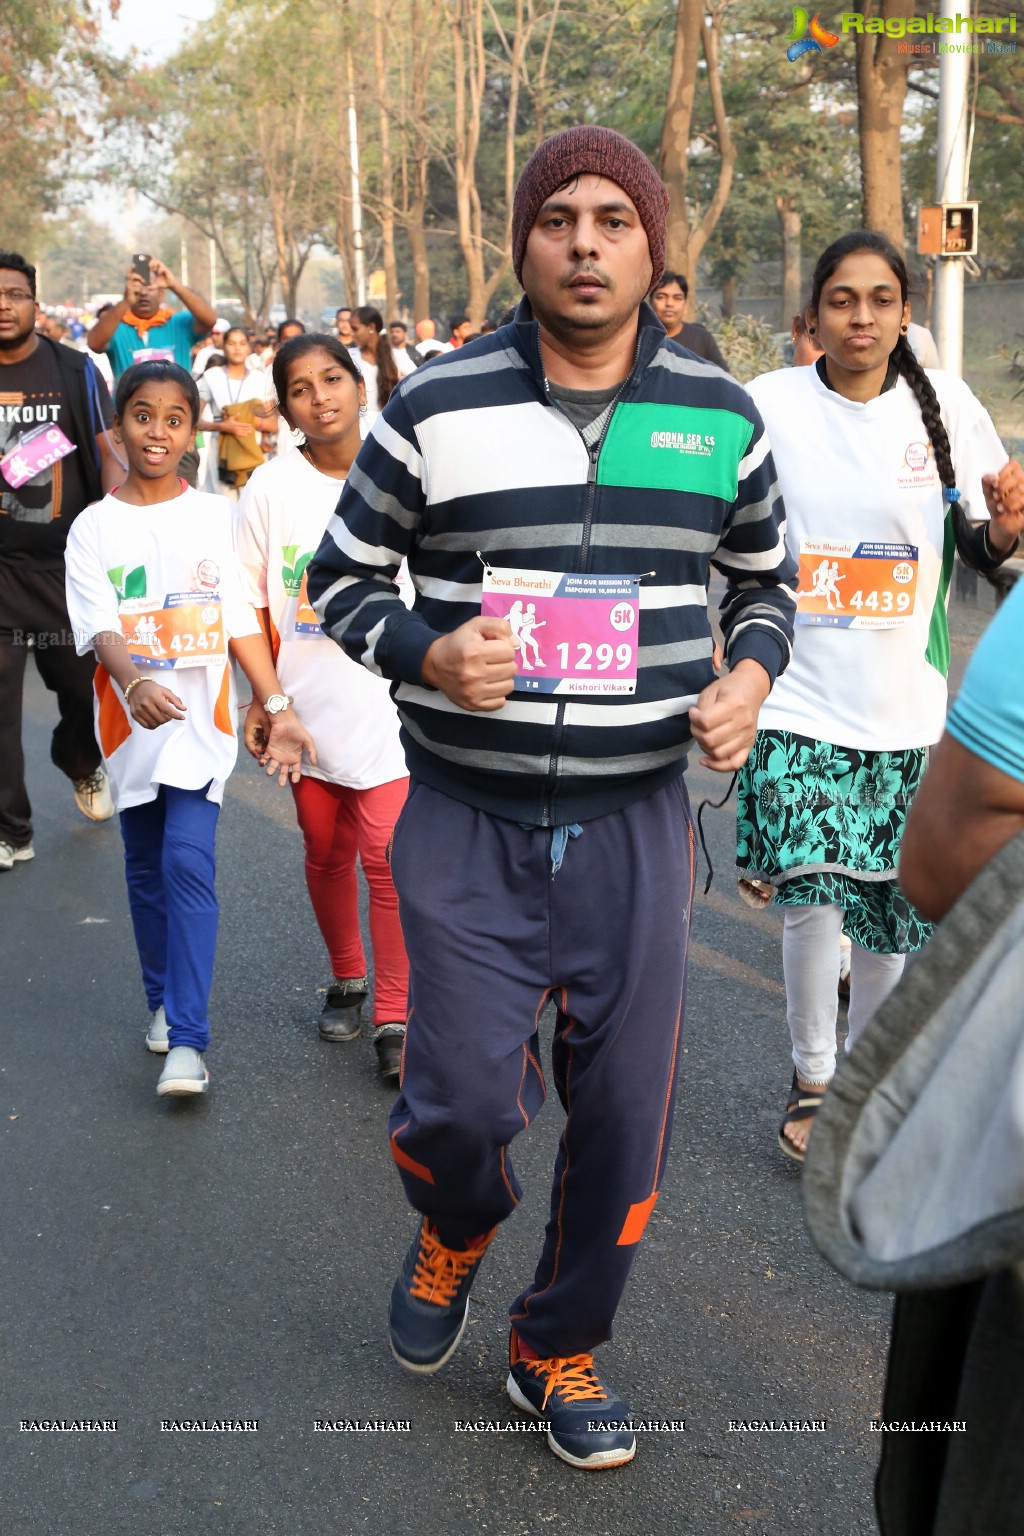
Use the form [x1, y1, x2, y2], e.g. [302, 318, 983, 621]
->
[782, 903, 905, 1085]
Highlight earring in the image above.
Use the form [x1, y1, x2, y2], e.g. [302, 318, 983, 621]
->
[808, 326, 815, 335]
[900, 324, 908, 333]
[113, 433, 122, 443]
[359, 404, 366, 416]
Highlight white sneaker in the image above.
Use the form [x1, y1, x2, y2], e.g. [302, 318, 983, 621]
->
[0, 840, 34, 871]
[145, 1006, 170, 1054]
[73, 768, 115, 823]
[156, 1047, 209, 1096]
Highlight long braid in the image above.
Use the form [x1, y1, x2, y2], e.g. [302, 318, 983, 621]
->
[892, 334, 956, 492]
[894, 332, 1008, 589]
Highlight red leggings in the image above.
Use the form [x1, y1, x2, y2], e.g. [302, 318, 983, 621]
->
[291, 775, 409, 1025]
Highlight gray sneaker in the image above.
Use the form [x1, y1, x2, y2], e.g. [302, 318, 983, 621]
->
[0, 840, 34, 872]
[145, 1005, 170, 1054]
[156, 1046, 209, 1096]
[73, 767, 114, 823]
[318, 976, 368, 1042]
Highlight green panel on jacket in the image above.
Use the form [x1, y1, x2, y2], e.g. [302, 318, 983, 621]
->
[597, 403, 753, 500]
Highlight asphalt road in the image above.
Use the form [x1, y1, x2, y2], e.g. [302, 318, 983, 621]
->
[0, 571, 1003, 1536]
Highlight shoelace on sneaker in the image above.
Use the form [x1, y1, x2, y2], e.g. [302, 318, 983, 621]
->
[523, 1353, 611, 1412]
[75, 770, 106, 795]
[409, 1223, 492, 1307]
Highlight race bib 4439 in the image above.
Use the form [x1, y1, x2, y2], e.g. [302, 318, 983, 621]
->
[795, 541, 918, 630]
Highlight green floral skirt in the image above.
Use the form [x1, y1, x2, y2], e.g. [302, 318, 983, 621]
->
[736, 728, 933, 954]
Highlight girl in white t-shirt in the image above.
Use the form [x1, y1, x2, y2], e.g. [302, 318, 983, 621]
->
[234, 334, 411, 1082]
[65, 361, 315, 1099]
[347, 306, 416, 437]
[197, 328, 275, 499]
[737, 231, 1024, 1161]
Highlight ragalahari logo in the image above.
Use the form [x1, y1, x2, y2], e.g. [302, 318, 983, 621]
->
[787, 8, 840, 60]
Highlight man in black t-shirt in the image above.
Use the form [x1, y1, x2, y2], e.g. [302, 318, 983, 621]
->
[0, 250, 118, 867]
[649, 270, 730, 372]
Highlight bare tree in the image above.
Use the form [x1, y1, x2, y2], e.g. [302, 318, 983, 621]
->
[444, 0, 525, 326]
[659, 0, 736, 304]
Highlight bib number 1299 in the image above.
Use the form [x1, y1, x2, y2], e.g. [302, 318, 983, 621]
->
[554, 641, 633, 672]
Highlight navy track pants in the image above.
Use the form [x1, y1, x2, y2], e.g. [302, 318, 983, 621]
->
[387, 776, 695, 1358]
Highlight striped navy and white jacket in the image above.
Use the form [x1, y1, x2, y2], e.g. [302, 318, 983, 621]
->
[307, 301, 797, 827]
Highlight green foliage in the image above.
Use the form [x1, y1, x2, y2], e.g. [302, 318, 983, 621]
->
[0, 1, 118, 253]
[696, 303, 783, 383]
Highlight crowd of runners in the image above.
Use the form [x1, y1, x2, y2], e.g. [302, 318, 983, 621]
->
[3, 122, 1024, 1493]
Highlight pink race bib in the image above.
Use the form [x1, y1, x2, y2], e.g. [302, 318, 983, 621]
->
[0, 424, 77, 489]
[481, 565, 639, 696]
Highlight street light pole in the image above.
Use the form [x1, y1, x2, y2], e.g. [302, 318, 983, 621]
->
[933, 0, 970, 376]
[347, 49, 367, 307]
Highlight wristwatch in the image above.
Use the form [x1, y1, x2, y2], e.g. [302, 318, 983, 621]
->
[264, 693, 292, 716]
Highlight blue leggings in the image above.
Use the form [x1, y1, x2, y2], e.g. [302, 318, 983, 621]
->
[120, 785, 220, 1052]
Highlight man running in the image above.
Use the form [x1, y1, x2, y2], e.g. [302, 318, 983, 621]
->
[308, 125, 796, 1470]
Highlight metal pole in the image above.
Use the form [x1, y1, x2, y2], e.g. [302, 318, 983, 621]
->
[347, 50, 367, 307]
[933, 0, 970, 376]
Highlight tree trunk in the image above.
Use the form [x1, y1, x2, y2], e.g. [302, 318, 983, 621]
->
[658, 0, 703, 280]
[856, 0, 914, 247]
[405, 0, 437, 320]
[721, 272, 737, 318]
[684, 8, 736, 284]
[776, 193, 802, 331]
[447, 0, 519, 329]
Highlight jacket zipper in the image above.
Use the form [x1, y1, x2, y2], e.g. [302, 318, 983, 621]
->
[538, 362, 639, 826]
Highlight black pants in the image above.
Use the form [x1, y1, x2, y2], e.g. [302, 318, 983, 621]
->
[877, 1270, 1024, 1535]
[0, 561, 101, 848]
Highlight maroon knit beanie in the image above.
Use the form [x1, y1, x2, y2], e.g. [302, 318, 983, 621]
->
[512, 126, 669, 288]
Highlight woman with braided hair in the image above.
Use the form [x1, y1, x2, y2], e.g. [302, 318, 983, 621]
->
[736, 230, 1024, 1162]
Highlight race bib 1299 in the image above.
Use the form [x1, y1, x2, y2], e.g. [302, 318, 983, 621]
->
[480, 565, 639, 695]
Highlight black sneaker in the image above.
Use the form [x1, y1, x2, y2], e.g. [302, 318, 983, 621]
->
[374, 1023, 406, 1083]
[389, 1218, 495, 1374]
[506, 1329, 637, 1469]
[318, 976, 368, 1042]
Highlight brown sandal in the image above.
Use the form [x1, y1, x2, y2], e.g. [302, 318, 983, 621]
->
[778, 1070, 825, 1164]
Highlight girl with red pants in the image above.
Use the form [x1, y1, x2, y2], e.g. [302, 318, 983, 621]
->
[234, 335, 410, 1080]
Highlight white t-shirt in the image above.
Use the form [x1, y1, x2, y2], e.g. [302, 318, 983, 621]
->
[347, 345, 417, 436]
[233, 449, 408, 790]
[199, 365, 270, 492]
[64, 487, 262, 810]
[747, 364, 1008, 751]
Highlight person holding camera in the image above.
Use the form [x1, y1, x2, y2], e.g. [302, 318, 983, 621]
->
[87, 258, 216, 489]
[87, 257, 216, 383]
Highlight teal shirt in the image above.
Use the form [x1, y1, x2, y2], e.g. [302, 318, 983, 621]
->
[947, 577, 1024, 783]
[107, 310, 201, 381]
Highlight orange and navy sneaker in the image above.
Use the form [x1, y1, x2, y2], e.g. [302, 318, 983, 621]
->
[506, 1329, 637, 1469]
[388, 1218, 496, 1373]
